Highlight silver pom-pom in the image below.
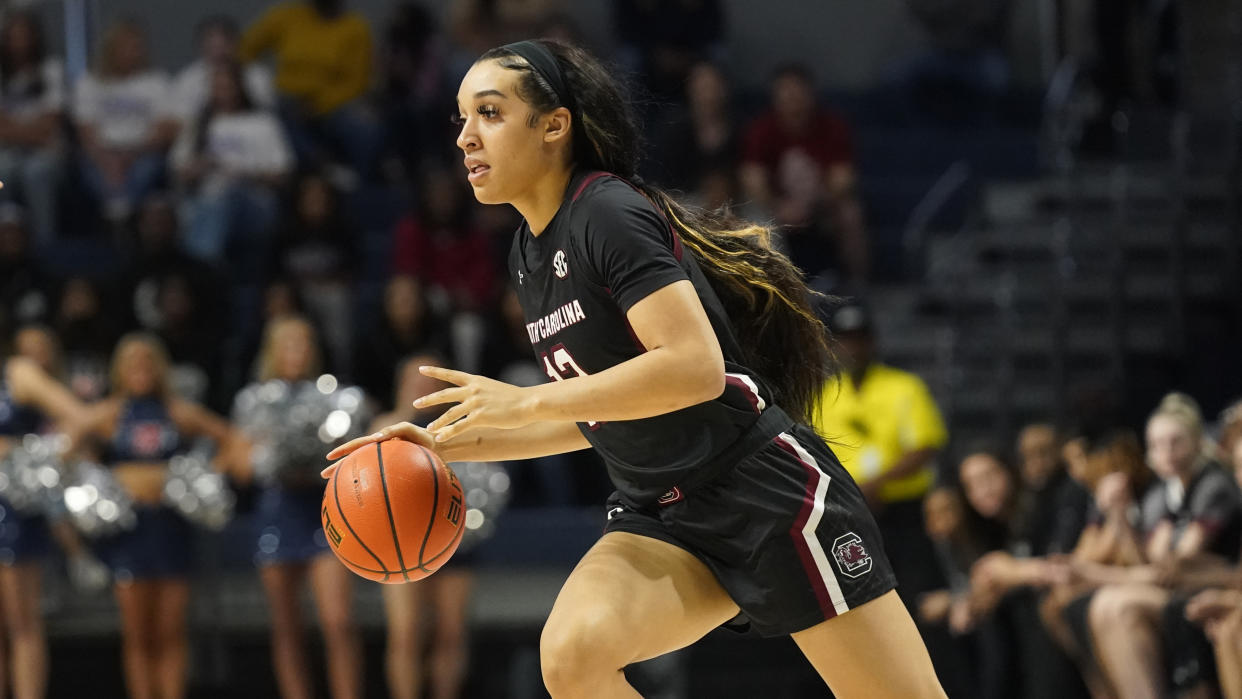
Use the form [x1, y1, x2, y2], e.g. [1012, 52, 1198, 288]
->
[234, 376, 371, 487]
[451, 461, 511, 553]
[0, 433, 69, 516]
[62, 461, 138, 538]
[163, 451, 235, 531]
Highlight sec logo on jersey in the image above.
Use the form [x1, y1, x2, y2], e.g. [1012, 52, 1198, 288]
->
[553, 249, 569, 279]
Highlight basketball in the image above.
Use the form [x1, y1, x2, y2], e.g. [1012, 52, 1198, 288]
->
[321, 439, 466, 583]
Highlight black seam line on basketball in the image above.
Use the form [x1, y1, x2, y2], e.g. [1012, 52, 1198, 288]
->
[415, 445, 441, 572]
[423, 516, 465, 566]
[332, 463, 390, 573]
[376, 442, 411, 582]
[328, 550, 395, 580]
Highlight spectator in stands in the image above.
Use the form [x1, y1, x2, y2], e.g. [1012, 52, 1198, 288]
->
[740, 64, 868, 289]
[53, 276, 122, 402]
[920, 487, 991, 625]
[0, 10, 65, 244]
[170, 61, 290, 271]
[172, 16, 274, 122]
[375, 353, 474, 699]
[73, 20, 178, 224]
[613, 0, 726, 101]
[119, 193, 223, 335]
[970, 424, 1092, 609]
[652, 61, 740, 198]
[151, 273, 223, 406]
[1186, 406, 1242, 699]
[1076, 394, 1242, 699]
[813, 300, 948, 610]
[0, 203, 52, 338]
[72, 333, 237, 699]
[233, 315, 363, 699]
[240, 0, 382, 182]
[966, 424, 1092, 699]
[392, 168, 497, 313]
[381, 2, 453, 172]
[271, 172, 356, 375]
[1032, 429, 1147, 697]
[353, 274, 448, 409]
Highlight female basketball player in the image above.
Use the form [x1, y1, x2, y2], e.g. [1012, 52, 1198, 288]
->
[328, 40, 946, 697]
[234, 316, 362, 699]
[0, 333, 85, 699]
[73, 334, 236, 699]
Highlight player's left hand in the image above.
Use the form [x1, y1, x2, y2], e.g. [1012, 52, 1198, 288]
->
[415, 366, 536, 441]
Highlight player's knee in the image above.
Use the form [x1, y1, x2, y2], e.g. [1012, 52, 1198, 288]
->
[540, 607, 625, 692]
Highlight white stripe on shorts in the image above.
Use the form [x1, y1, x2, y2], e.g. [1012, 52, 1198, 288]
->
[725, 372, 767, 411]
[777, 431, 850, 616]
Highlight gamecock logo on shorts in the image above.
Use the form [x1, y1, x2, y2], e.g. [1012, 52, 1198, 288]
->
[553, 249, 569, 279]
[831, 532, 872, 579]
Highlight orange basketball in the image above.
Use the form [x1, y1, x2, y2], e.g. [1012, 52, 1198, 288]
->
[321, 439, 465, 583]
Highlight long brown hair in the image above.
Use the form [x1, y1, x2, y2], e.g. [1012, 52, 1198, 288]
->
[478, 40, 832, 423]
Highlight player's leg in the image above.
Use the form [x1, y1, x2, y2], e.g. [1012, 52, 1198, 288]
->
[259, 562, 314, 699]
[427, 570, 473, 699]
[791, 589, 946, 698]
[0, 563, 47, 699]
[114, 580, 158, 699]
[1087, 583, 1169, 699]
[309, 554, 362, 699]
[539, 532, 739, 699]
[382, 580, 427, 699]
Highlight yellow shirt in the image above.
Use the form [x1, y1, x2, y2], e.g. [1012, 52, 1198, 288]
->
[813, 363, 947, 503]
[240, 3, 372, 116]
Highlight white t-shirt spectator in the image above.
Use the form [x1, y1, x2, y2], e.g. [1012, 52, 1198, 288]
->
[72, 69, 177, 149]
[169, 111, 292, 186]
[0, 57, 65, 123]
[170, 60, 275, 121]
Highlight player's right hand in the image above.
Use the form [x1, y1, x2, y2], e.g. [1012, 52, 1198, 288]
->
[321, 422, 437, 478]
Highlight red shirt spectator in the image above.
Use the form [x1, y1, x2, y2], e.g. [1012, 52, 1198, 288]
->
[391, 171, 496, 312]
[740, 63, 867, 286]
[741, 109, 854, 184]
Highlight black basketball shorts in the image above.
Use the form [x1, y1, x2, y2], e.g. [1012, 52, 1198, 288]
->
[603, 423, 897, 637]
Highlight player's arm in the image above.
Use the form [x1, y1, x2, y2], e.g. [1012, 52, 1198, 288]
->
[415, 279, 725, 441]
[523, 279, 724, 421]
[323, 420, 589, 475]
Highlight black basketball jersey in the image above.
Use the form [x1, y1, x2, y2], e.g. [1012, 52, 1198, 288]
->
[508, 170, 786, 505]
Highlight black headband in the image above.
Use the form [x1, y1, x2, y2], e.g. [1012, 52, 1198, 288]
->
[501, 40, 573, 114]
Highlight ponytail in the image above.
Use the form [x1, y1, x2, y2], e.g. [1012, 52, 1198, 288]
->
[638, 186, 831, 424]
[480, 40, 833, 424]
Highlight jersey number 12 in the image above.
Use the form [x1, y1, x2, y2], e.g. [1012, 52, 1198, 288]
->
[541, 344, 599, 429]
